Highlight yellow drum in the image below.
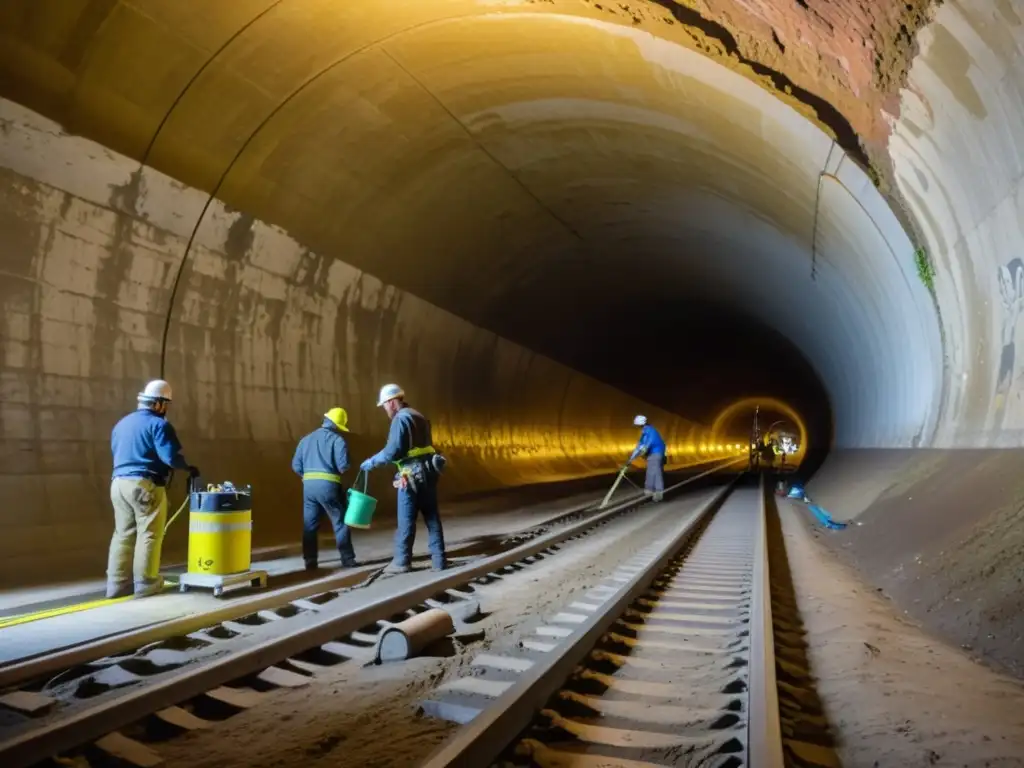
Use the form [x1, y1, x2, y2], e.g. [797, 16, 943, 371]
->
[187, 486, 253, 576]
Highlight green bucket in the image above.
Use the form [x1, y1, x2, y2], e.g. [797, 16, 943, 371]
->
[345, 471, 377, 529]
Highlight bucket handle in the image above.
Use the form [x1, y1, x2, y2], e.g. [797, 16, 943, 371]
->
[353, 470, 369, 493]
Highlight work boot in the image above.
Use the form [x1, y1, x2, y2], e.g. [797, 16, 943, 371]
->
[340, 560, 360, 569]
[653, 492, 664, 502]
[383, 561, 411, 575]
[431, 561, 449, 572]
[133, 576, 164, 598]
[304, 561, 319, 572]
[105, 581, 132, 599]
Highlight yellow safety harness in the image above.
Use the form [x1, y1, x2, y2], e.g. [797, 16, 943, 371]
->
[396, 445, 435, 466]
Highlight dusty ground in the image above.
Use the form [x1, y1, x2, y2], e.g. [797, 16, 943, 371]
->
[155, 493, 710, 768]
[805, 450, 1024, 679]
[776, 499, 1024, 768]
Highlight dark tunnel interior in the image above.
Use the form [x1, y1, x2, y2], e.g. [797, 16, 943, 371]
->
[0, 0, 999, 594]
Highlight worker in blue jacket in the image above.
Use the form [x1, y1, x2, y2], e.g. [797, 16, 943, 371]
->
[360, 384, 448, 574]
[292, 407, 356, 570]
[630, 415, 666, 501]
[108, 380, 198, 599]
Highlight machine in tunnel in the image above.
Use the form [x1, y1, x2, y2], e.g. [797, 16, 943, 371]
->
[0, 0, 1009, 598]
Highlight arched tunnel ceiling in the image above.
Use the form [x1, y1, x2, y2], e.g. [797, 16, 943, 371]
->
[0, 0, 945, 451]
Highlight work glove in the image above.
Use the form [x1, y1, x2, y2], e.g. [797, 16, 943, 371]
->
[359, 459, 374, 472]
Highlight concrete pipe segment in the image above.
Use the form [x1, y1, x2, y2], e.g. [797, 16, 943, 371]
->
[0, 1, 1021, 671]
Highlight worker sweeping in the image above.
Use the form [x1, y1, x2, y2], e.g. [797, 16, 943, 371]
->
[107, 380, 198, 599]
[629, 415, 666, 502]
[291, 407, 357, 571]
[360, 384, 448, 573]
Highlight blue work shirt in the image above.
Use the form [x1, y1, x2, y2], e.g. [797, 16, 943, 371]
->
[291, 419, 351, 481]
[631, 424, 666, 461]
[365, 407, 432, 469]
[111, 408, 190, 486]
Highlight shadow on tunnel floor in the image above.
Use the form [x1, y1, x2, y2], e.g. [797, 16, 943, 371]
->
[764, 488, 843, 768]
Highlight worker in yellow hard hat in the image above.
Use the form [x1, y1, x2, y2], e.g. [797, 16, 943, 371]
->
[291, 407, 357, 570]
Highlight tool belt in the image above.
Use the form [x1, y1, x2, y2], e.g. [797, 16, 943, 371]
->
[393, 446, 447, 493]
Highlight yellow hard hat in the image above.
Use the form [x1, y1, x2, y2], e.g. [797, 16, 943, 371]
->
[324, 407, 349, 432]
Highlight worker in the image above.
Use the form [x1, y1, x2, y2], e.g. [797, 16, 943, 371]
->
[291, 407, 357, 571]
[107, 380, 198, 599]
[360, 384, 447, 573]
[629, 415, 666, 501]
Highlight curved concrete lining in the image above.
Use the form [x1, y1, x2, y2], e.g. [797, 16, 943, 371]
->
[0, 1, 1019, 605]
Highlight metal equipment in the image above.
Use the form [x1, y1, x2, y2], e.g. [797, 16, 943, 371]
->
[177, 481, 267, 597]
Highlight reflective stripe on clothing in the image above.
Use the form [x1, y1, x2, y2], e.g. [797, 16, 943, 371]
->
[396, 445, 435, 467]
[303, 471, 342, 483]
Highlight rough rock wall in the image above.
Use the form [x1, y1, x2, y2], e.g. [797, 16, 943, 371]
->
[568, 0, 937, 181]
[0, 98, 709, 588]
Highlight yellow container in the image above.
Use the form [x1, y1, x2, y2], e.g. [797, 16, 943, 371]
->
[187, 490, 253, 576]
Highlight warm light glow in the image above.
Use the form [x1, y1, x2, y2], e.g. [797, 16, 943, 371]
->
[698, 443, 707, 453]
[710, 397, 808, 458]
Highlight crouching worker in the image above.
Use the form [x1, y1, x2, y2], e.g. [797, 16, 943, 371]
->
[630, 415, 666, 502]
[108, 380, 198, 599]
[292, 407, 357, 571]
[360, 384, 448, 574]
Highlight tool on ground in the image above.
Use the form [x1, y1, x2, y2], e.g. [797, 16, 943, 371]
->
[345, 471, 377, 528]
[177, 479, 268, 597]
[599, 464, 632, 509]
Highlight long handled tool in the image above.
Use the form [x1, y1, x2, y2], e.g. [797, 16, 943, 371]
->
[600, 463, 631, 509]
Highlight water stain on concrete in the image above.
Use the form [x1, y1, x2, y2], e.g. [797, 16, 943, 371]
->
[924, 22, 987, 120]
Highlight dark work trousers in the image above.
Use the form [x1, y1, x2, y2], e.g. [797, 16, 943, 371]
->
[393, 473, 446, 569]
[645, 453, 665, 496]
[302, 480, 355, 567]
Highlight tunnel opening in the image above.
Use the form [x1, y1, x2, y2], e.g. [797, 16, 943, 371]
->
[0, 0, 1023, 685]
[0, 1, 940, 581]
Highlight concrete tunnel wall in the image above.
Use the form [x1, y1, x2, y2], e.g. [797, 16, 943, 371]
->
[0, 0, 1021, 607]
[0, 97, 720, 588]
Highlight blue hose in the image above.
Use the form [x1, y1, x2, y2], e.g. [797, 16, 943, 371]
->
[807, 503, 847, 530]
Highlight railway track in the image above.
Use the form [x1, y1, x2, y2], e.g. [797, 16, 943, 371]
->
[419, 478, 782, 767]
[0, 463, 740, 768]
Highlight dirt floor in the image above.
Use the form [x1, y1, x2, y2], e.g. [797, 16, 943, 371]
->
[154, 493, 711, 768]
[805, 450, 1024, 679]
[775, 499, 1024, 768]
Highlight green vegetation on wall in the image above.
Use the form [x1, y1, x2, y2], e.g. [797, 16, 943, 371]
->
[915, 247, 935, 292]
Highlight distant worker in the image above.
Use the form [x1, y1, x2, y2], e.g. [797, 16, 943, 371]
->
[291, 407, 357, 571]
[360, 384, 448, 573]
[107, 380, 198, 599]
[630, 415, 666, 502]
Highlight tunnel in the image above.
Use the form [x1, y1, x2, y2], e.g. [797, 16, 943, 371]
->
[0, 2, 1021, 674]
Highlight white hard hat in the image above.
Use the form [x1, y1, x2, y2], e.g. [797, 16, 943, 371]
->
[138, 379, 173, 402]
[377, 383, 405, 407]
[633, 415, 647, 426]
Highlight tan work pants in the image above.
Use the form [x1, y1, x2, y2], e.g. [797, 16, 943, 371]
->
[107, 477, 167, 587]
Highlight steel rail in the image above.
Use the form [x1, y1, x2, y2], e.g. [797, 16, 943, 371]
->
[0, 458, 739, 691]
[0, 463, 737, 768]
[747, 473, 785, 767]
[417, 478, 738, 768]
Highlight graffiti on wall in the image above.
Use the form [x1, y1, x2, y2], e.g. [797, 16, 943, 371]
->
[992, 258, 1024, 430]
